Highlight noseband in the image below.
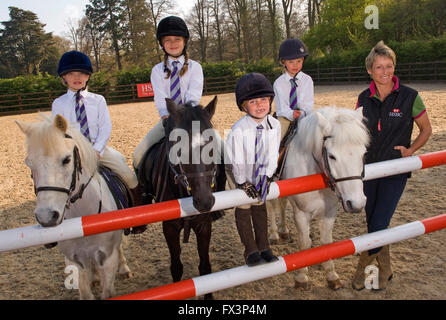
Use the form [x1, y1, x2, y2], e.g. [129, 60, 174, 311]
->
[169, 161, 217, 196]
[33, 134, 93, 208]
[318, 136, 365, 193]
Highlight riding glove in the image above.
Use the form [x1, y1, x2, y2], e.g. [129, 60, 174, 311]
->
[265, 175, 275, 196]
[237, 182, 259, 199]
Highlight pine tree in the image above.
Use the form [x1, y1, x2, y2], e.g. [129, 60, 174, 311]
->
[86, 0, 125, 70]
[0, 7, 56, 77]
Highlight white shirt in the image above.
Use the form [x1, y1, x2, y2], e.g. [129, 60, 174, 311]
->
[225, 114, 281, 185]
[151, 55, 204, 118]
[52, 89, 111, 155]
[273, 71, 314, 121]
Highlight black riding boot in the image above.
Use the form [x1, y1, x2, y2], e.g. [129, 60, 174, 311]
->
[124, 184, 147, 235]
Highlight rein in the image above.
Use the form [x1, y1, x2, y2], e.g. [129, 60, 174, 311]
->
[33, 134, 94, 208]
[316, 136, 365, 193]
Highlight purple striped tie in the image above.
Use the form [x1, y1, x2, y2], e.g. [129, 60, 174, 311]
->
[289, 78, 298, 110]
[75, 92, 90, 141]
[170, 61, 183, 105]
[254, 124, 268, 202]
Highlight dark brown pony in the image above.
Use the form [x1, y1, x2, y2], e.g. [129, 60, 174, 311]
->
[137, 97, 225, 299]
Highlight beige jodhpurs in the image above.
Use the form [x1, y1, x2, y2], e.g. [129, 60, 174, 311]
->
[132, 120, 165, 170]
[100, 146, 138, 189]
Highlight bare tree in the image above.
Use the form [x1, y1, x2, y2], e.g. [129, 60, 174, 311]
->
[224, 0, 242, 59]
[66, 18, 81, 51]
[211, 0, 225, 61]
[254, 0, 265, 59]
[266, 0, 279, 62]
[281, 0, 294, 39]
[191, 0, 211, 62]
[147, 0, 175, 60]
[307, 0, 322, 28]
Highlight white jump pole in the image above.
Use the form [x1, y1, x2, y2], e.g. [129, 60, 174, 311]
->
[111, 213, 446, 300]
[0, 150, 445, 252]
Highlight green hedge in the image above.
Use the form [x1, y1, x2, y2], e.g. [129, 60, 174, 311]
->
[1, 37, 445, 97]
[304, 37, 446, 70]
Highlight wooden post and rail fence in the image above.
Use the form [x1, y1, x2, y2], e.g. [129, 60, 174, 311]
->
[0, 61, 445, 116]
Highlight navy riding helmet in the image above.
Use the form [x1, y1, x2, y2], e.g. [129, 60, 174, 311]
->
[279, 38, 309, 61]
[156, 16, 190, 44]
[235, 73, 275, 111]
[57, 51, 93, 77]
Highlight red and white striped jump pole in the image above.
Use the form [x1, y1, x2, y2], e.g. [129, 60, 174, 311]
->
[0, 150, 445, 252]
[111, 213, 446, 300]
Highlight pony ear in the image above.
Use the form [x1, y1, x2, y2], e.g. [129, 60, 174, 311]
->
[15, 120, 31, 135]
[54, 114, 68, 133]
[165, 98, 178, 120]
[355, 106, 364, 117]
[204, 96, 218, 119]
[316, 111, 332, 137]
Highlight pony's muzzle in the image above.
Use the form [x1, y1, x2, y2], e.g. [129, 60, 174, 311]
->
[192, 194, 216, 213]
[35, 208, 62, 227]
[342, 196, 366, 213]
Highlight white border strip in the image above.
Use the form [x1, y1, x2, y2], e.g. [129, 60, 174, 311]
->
[193, 257, 287, 297]
[0, 218, 84, 251]
[351, 221, 426, 253]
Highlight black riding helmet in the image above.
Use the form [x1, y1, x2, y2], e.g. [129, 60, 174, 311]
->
[156, 16, 190, 56]
[57, 51, 93, 76]
[235, 73, 275, 112]
[279, 38, 309, 61]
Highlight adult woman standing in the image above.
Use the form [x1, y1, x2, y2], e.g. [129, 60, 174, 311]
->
[352, 41, 432, 290]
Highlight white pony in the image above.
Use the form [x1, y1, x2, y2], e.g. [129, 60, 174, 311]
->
[16, 114, 131, 299]
[268, 106, 369, 290]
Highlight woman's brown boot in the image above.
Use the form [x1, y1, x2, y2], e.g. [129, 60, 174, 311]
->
[376, 245, 393, 290]
[352, 250, 378, 290]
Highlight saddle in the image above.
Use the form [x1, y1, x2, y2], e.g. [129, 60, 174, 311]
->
[137, 137, 226, 243]
[137, 137, 168, 204]
[98, 165, 132, 210]
[274, 115, 299, 179]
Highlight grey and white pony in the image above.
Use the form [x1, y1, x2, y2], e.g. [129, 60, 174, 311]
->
[268, 106, 369, 290]
[16, 114, 131, 299]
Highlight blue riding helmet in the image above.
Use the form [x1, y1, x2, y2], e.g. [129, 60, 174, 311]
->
[279, 38, 309, 61]
[58, 51, 93, 76]
[235, 73, 275, 111]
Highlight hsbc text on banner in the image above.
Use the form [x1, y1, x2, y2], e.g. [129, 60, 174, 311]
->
[137, 83, 154, 98]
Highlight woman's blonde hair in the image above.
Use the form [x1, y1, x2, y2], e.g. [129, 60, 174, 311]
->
[365, 41, 396, 71]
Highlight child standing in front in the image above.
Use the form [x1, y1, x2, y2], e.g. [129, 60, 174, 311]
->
[273, 38, 314, 141]
[132, 16, 204, 171]
[225, 73, 281, 266]
[52, 50, 146, 235]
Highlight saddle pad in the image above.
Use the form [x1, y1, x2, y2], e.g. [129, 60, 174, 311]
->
[98, 165, 131, 210]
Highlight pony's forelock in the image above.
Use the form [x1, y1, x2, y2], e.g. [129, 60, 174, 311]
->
[321, 107, 370, 149]
[297, 107, 370, 152]
[24, 114, 98, 175]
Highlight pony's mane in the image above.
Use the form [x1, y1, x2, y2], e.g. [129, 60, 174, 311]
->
[298, 106, 370, 152]
[26, 114, 98, 175]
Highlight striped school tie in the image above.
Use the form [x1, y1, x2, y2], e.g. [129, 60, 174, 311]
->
[254, 124, 268, 202]
[170, 61, 183, 105]
[289, 78, 298, 110]
[75, 92, 91, 141]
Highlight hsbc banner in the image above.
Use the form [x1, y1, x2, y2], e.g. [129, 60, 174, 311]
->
[137, 83, 154, 98]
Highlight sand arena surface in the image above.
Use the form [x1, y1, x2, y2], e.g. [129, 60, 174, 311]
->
[0, 82, 445, 300]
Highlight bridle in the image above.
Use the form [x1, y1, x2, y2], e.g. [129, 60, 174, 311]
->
[32, 134, 93, 208]
[317, 136, 365, 193]
[169, 160, 217, 196]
